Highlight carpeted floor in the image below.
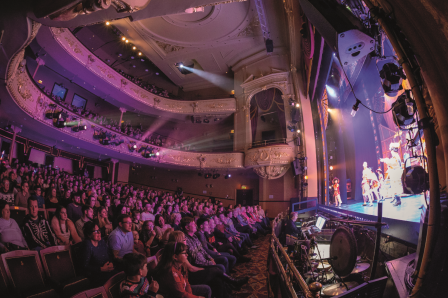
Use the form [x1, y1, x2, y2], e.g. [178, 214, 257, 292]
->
[232, 235, 271, 298]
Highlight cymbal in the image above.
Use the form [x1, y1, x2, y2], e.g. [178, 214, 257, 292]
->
[322, 281, 359, 296]
[310, 262, 319, 267]
[304, 271, 319, 278]
[351, 263, 370, 274]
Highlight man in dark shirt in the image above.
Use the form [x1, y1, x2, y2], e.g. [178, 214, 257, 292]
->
[67, 195, 83, 223]
[280, 212, 305, 248]
[32, 186, 46, 208]
[22, 197, 57, 250]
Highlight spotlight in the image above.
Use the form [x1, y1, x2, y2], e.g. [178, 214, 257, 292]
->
[392, 90, 416, 128]
[125, 40, 129, 43]
[295, 103, 300, 108]
[72, 125, 87, 132]
[106, 21, 110, 25]
[225, 174, 231, 179]
[289, 98, 295, 106]
[122, 37, 126, 41]
[402, 165, 429, 194]
[213, 173, 220, 179]
[288, 125, 296, 133]
[304, 175, 309, 180]
[351, 99, 361, 117]
[326, 85, 337, 97]
[155, 152, 160, 156]
[138, 52, 142, 56]
[297, 129, 301, 133]
[378, 61, 405, 96]
[128, 143, 137, 152]
[132, 46, 136, 50]
[179, 64, 184, 68]
[204, 173, 212, 179]
[330, 166, 334, 170]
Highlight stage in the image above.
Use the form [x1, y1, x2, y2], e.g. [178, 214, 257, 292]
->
[339, 194, 425, 223]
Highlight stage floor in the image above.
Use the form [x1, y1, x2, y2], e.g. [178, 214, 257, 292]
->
[338, 194, 425, 223]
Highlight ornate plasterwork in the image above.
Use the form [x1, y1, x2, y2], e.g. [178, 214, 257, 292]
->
[245, 145, 294, 167]
[5, 60, 244, 169]
[253, 165, 290, 179]
[49, 27, 236, 115]
[237, 16, 261, 37]
[155, 40, 185, 54]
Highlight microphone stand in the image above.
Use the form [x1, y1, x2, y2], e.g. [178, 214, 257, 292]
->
[311, 237, 328, 282]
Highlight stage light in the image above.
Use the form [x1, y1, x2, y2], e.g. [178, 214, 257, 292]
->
[225, 174, 231, 179]
[179, 64, 184, 68]
[125, 40, 129, 43]
[326, 85, 337, 97]
[204, 173, 212, 179]
[288, 125, 296, 132]
[330, 166, 334, 170]
[304, 175, 309, 180]
[392, 90, 416, 129]
[155, 152, 160, 156]
[106, 21, 110, 25]
[328, 108, 332, 112]
[122, 37, 126, 41]
[402, 165, 429, 194]
[378, 61, 405, 96]
[295, 103, 300, 108]
[203, 118, 210, 124]
[213, 173, 220, 179]
[289, 98, 295, 106]
[132, 46, 136, 50]
[138, 52, 142, 56]
[297, 129, 301, 133]
[72, 125, 87, 132]
[351, 99, 361, 117]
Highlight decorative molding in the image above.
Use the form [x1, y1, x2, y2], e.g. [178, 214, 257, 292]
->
[253, 165, 290, 179]
[237, 16, 261, 37]
[49, 27, 236, 115]
[155, 40, 185, 54]
[245, 145, 294, 167]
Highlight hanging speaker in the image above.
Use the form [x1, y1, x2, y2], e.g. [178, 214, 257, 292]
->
[298, 0, 374, 65]
[265, 39, 274, 52]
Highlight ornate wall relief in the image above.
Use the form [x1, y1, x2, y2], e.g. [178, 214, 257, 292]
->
[245, 144, 294, 167]
[253, 165, 290, 179]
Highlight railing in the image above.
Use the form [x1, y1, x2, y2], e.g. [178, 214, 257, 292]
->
[291, 198, 319, 214]
[270, 232, 322, 297]
[249, 138, 288, 149]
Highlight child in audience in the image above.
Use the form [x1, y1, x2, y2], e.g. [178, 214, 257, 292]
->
[120, 253, 159, 298]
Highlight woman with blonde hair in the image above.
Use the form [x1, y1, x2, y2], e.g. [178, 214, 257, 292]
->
[95, 206, 113, 238]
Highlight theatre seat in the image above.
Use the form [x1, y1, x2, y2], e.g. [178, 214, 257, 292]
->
[0, 261, 13, 298]
[45, 208, 56, 221]
[9, 206, 27, 224]
[39, 245, 90, 298]
[70, 241, 84, 276]
[72, 286, 108, 298]
[103, 271, 125, 298]
[1, 250, 58, 298]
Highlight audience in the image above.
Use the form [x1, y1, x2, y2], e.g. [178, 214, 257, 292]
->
[0, 163, 270, 298]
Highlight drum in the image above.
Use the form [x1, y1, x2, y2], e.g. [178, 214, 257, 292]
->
[330, 226, 358, 277]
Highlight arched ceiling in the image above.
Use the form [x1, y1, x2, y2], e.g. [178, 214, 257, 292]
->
[112, 1, 271, 91]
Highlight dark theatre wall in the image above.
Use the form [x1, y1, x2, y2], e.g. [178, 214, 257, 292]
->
[127, 165, 260, 207]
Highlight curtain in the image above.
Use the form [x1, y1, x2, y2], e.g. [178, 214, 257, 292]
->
[251, 88, 286, 140]
[272, 89, 286, 139]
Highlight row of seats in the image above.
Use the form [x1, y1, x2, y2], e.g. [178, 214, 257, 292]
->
[0, 245, 129, 298]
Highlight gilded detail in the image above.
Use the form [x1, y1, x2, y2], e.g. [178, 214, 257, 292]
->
[214, 157, 236, 164]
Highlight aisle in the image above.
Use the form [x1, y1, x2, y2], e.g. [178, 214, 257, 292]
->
[232, 235, 270, 298]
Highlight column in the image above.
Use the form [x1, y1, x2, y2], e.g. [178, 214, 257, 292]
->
[110, 159, 119, 183]
[119, 107, 126, 127]
[8, 126, 22, 164]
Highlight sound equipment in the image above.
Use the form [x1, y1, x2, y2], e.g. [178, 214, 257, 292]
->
[265, 38, 273, 52]
[292, 159, 303, 176]
[298, 0, 375, 65]
[291, 108, 301, 124]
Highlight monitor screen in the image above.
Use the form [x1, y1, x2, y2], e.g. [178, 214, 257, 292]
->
[316, 216, 326, 230]
[72, 94, 87, 109]
[51, 83, 67, 100]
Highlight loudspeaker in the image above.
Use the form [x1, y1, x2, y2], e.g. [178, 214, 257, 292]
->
[265, 39, 273, 52]
[298, 0, 374, 65]
[291, 109, 301, 124]
[292, 159, 303, 176]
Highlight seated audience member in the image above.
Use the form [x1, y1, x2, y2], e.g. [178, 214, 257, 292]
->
[22, 197, 57, 250]
[51, 205, 82, 245]
[0, 201, 28, 252]
[76, 205, 93, 239]
[155, 241, 211, 298]
[131, 210, 142, 232]
[108, 214, 135, 259]
[45, 187, 60, 209]
[240, 207, 268, 235]
[31, 186, 46, 208]
[223, 211, 255, 249]
[180, 205, 193, 218]
[14, 182, 30, 208]
[81, 221, 118, 287]
[257, 205, 270, 228]
[120, 253, 159, 298]
[232, 208, 257, 236]
[154, 214, 171, 238]
[133, 230, 145, 255]
[171, 212, 182, 231]
[140, 220, 159, 257]
[195, 218, 236, 274]
[208, 217, 249, 262]
[60, 189, 72, 207]
[0, 177, 15, 204]
[95, 206, 113, 238]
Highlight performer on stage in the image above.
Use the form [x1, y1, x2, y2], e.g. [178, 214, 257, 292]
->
[376, 168, 385, 202]
[332, 177, 342, 207]
[362, 162, 373, 207]
[367, 167, 381, 202]
[380, 142, 404, 206]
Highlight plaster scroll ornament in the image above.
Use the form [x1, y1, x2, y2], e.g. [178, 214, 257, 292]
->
[49, 0, 151, 21]
[155, 40, 185, 54]
[154, 98, 161, 106]
[121, 79, 128, 89]
[191, 102, 199, 112]
[253, 165, 290, 179]
[88, 55, 95, 64]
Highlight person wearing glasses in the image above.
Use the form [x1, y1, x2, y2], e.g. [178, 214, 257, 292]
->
[155, 241, 211, 298]
[80, 221, 117, 287]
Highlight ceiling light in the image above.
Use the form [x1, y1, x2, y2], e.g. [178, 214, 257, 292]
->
[122, 37, 126, 41]
[304, 175, 309, 180]
[297, 129, 301, 133]
[330, 166, 334, 170]
[138, 52, 142, 56]
[132, 46, 136, 50]
[295, 103, 300, 108]
[106, 21, 110, 25]
[125, 40, 129, 43]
